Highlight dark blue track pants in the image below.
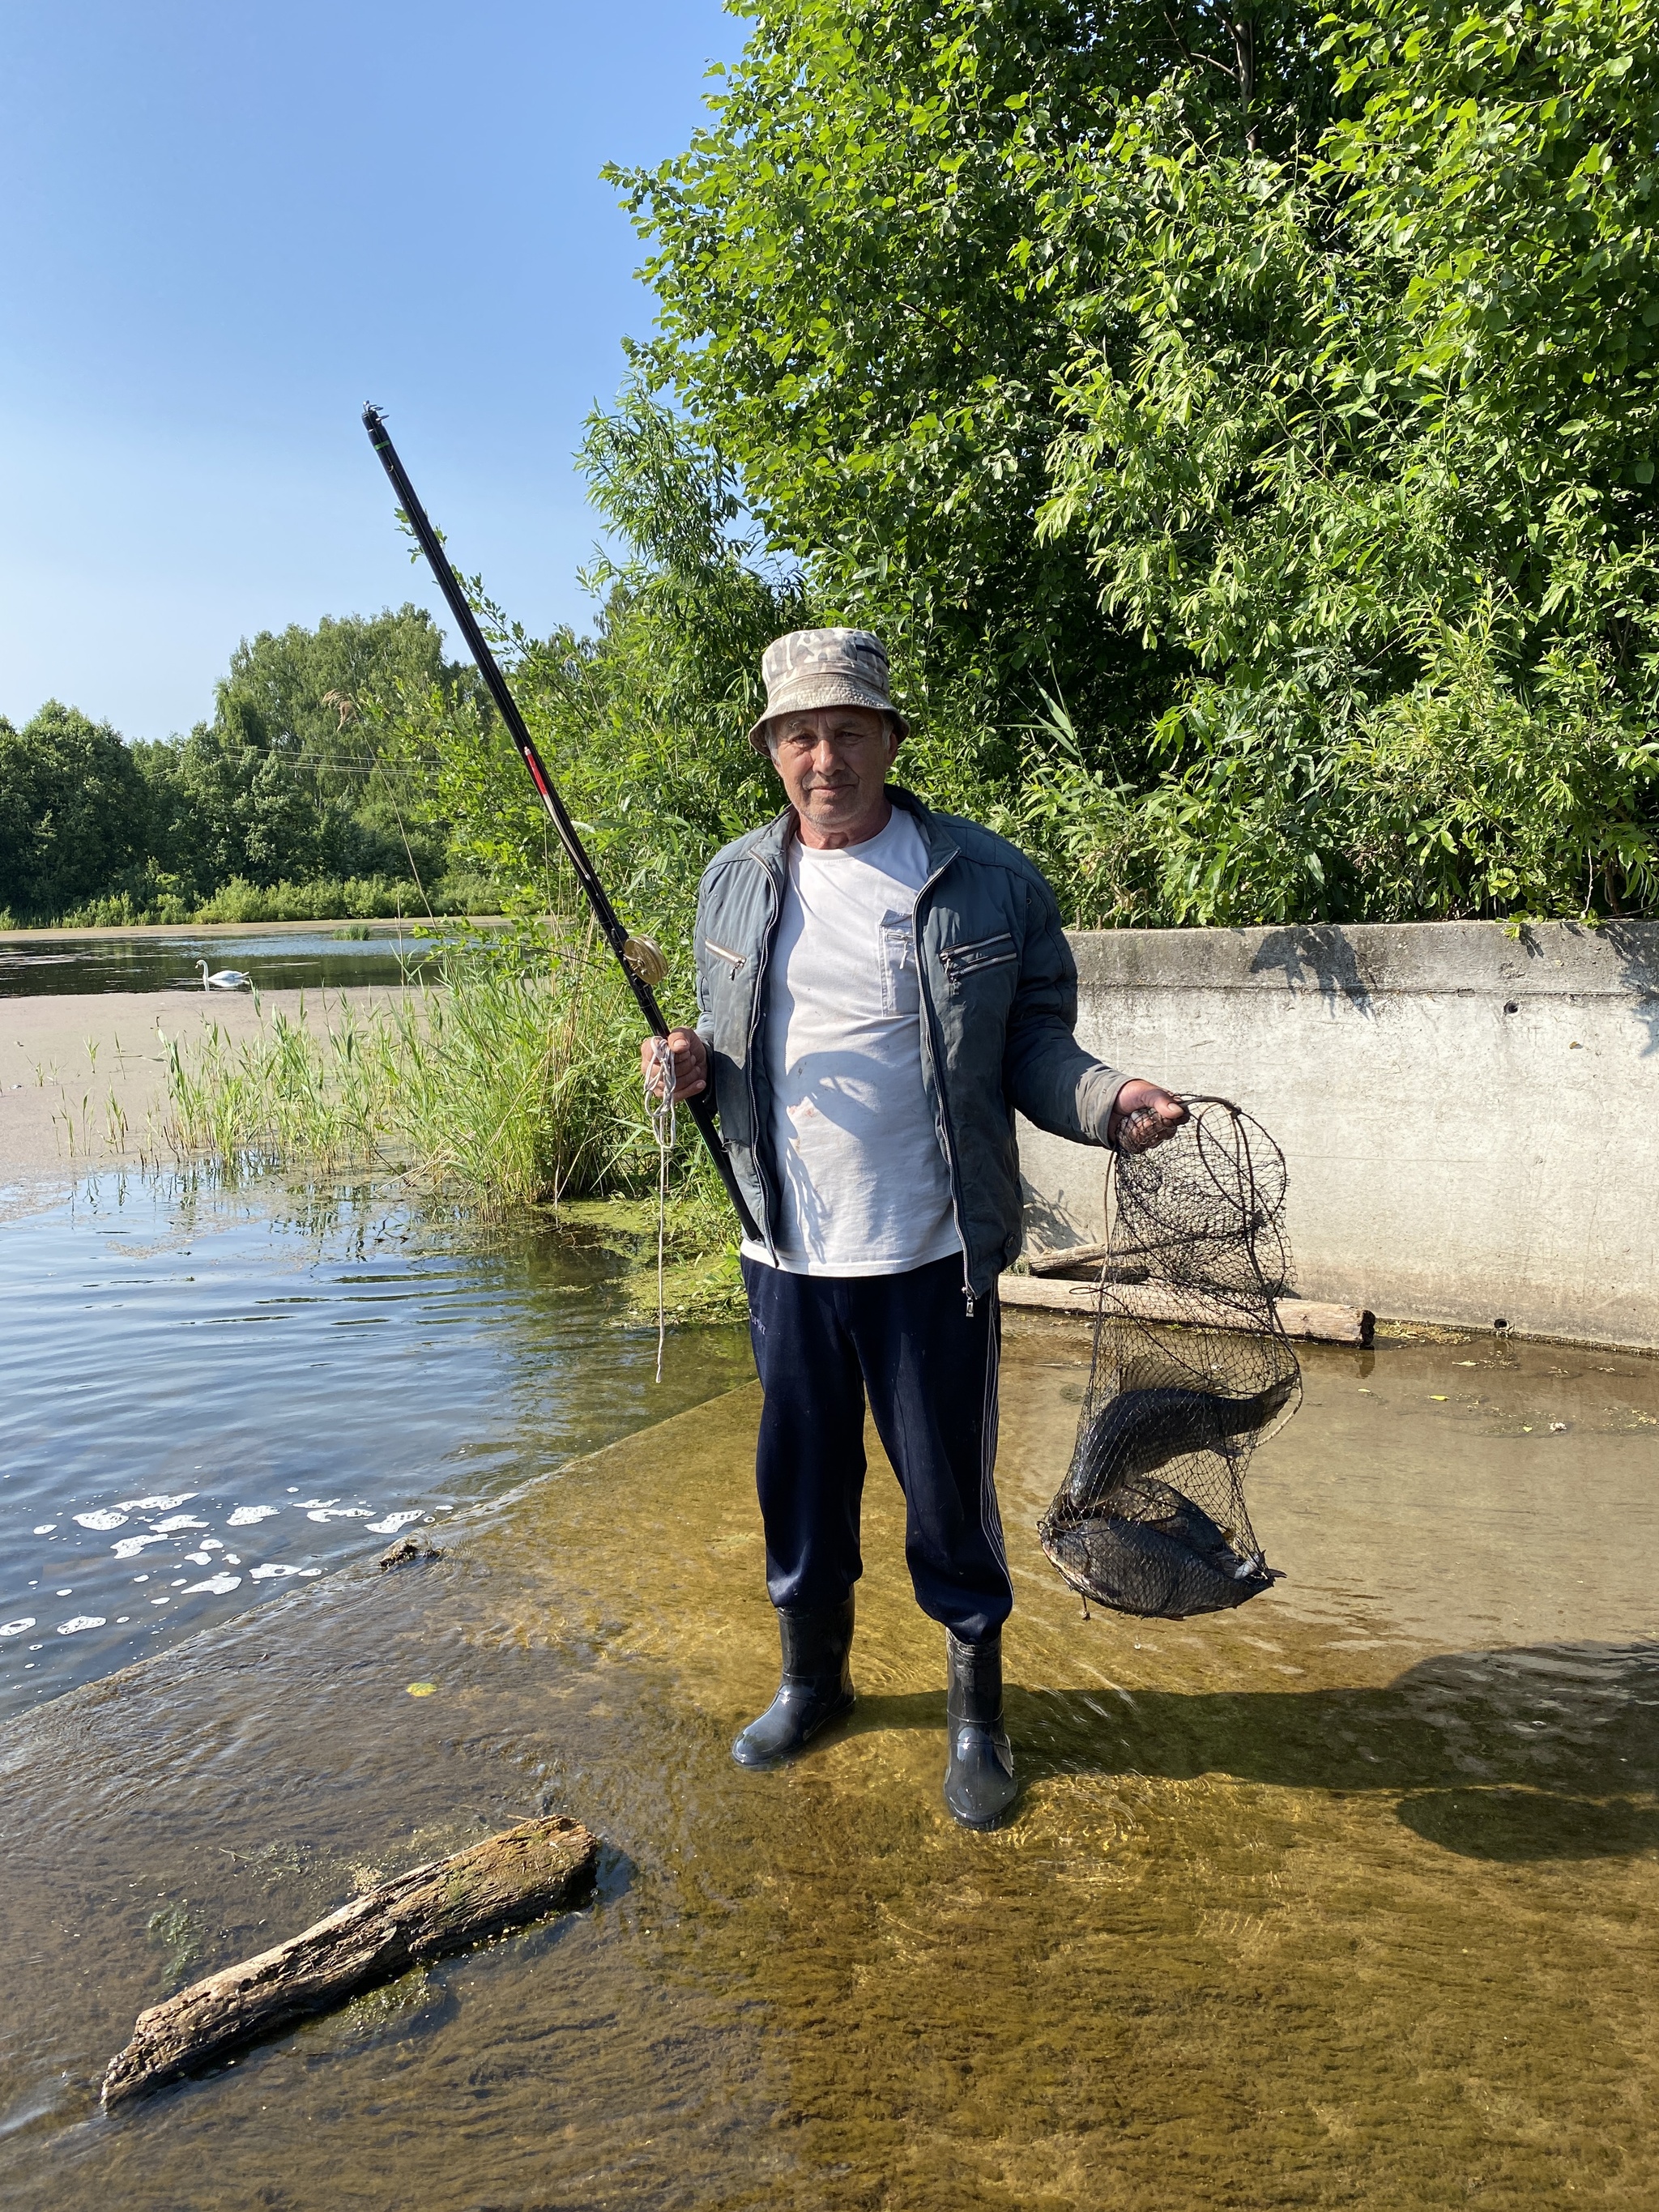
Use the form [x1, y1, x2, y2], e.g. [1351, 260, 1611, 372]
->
[740, 1253, 1013, 1644]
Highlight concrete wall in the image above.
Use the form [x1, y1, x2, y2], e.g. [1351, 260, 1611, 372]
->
[1016, 919, 1659, 1349]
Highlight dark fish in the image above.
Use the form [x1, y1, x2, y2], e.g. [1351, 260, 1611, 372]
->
[1063, 1378, 1295, 1518]
[1041, 1481, 1278, 1620]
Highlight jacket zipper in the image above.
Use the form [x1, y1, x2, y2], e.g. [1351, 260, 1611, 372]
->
[744, 850, 782, 1260]
[911, 856, 977, 1317]
[945, 931, 1017, 962]
[943, 947, 1017, 978]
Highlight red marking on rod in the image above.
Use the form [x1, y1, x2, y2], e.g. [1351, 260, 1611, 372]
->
[525, 752, 552, 801]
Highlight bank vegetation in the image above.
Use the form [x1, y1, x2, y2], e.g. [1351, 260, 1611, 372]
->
[160, 936, 743, 1315]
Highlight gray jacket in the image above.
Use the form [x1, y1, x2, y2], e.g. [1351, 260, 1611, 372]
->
[693, 787, 1127, 1304]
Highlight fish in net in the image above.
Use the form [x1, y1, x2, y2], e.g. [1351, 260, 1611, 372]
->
[1038, 1097, 1302, 1621]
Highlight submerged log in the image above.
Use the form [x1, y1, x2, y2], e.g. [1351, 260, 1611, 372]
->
[103, 1815, 598, 2107]
[999, 1271, 1373, 1345]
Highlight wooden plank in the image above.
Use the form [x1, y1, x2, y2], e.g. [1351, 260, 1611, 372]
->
[999, 1272, 1372, 1345]
[103, 1815, 599, 2106]
[1025, 1243, 1110, 1275]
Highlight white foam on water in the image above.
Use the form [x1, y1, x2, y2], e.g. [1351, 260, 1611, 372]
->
[227, 1506, 279, 1527]
[365, 1511, 426, 1535]
[182, 1574, 242, 1595]
[31, 1524, 54, 1536]
[73, 1511, 128, 1532]
[116, 1493, 196, 1512]
[292, 1498, 339, 1511]
[184, 1551, 212, 1566]
[306, 1507, 371, 1522]
[150, 1513, 210, 1533]
[113, 1535, 168, 1558]
[0, 1619, 36, 1638]
[55, 1616, 105, 1635]
[248, 1563, 305, 1580]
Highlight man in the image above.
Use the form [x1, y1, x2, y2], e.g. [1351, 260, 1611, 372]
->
[643, 629, 1184, 1828]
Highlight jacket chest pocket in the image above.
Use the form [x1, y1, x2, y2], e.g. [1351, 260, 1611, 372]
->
[940, 931, 1017, 989]
[877, 914, 919, 1016]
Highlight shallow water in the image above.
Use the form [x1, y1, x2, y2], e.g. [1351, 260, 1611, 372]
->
[0, 927, 443, 999]
[0, 1172, 752, 1717]
[0, 1298, 1654, 2209]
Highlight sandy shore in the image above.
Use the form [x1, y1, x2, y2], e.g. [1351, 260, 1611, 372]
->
[0, 984, 412, 1194]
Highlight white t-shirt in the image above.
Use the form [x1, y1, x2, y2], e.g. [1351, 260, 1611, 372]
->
[742, 808, 962, 1277]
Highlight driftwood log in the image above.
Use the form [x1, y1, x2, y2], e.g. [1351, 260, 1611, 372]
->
[103, 1815, 598, 2107]
[999, 1271, 1373, 1345]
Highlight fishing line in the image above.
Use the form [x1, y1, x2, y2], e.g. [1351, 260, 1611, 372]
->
[644, 1036, 678, 1384]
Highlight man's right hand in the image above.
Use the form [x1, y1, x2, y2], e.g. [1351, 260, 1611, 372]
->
[642, 1027, 709, 1102]
[1108, 1079, 1188, 1155]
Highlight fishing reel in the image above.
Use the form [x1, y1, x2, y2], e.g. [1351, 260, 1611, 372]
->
[622, 935, 670, 987]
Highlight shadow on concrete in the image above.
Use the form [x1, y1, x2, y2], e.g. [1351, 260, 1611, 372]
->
[1602, 918, 1659, 1060]
[1017, 1183, 1092, 1255]
[842, 1639, 1659, 1860]
[1248, 925, 1374, 1012]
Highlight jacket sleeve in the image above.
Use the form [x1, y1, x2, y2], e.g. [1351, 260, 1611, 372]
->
[1002, 868, 1127, 1145]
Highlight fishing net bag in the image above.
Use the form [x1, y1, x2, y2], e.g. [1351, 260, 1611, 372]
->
[1038, 1097, 1302, 1621]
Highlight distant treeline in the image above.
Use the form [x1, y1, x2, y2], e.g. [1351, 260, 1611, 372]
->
[0, 608, 498, 928]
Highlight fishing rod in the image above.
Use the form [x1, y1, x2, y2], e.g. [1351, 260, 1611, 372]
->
[361, 403, 761, 1244]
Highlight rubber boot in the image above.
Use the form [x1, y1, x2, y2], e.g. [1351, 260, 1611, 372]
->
[943, 1628, 1017, 1829]
[731, 1596, 856, 1768]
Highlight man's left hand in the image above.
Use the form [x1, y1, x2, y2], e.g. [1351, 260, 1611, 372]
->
[1108, 1080, 1188, 1155]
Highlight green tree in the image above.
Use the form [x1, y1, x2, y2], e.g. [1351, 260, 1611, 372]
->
[1032, 0, 1659, 918]
[158, 605, 471, 898]
[594, 0, 1659, 923]
[0, 703, 148, 923]
[606, 0, 1333, 770]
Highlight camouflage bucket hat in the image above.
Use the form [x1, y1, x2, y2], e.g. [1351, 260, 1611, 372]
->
[747, 628, 910, 752]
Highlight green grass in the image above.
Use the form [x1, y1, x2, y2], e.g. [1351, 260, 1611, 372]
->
[160, 936, 744, 1317]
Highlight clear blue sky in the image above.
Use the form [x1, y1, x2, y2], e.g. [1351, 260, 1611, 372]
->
[0, 0, 744, 741]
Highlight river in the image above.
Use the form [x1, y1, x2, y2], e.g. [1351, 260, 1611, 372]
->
[0, 1169, 752, 1720]
[0, 922, 445, 999]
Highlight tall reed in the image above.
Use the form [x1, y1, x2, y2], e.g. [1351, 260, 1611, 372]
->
[162, 934, 662, 1214]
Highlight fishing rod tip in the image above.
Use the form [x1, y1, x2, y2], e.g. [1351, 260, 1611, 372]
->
[362, 401, 386, 431]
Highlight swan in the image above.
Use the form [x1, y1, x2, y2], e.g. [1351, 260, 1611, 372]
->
[196, 958, 254, 991]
